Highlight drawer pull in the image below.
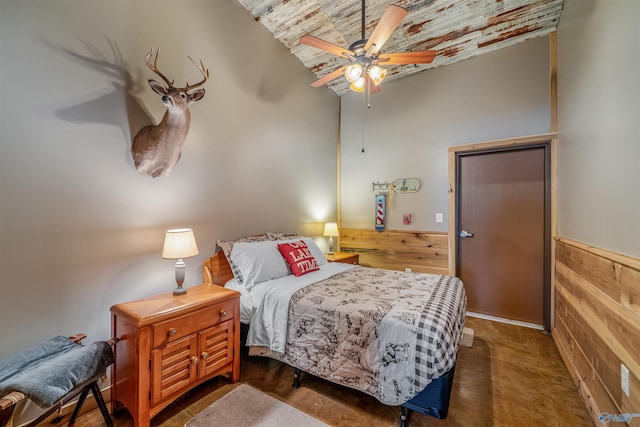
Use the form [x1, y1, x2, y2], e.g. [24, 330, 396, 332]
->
[191, 356, 199, 365]
[169, 328, 177, 336]
[220, 310, 228, 317]
[201, 352, 209, 360]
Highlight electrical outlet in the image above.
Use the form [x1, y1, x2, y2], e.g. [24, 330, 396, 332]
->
[621, 364, 630, 397]
[436, 213, 443, 223]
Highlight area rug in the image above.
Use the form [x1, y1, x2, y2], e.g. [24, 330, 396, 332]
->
[184, 384, 330, 427]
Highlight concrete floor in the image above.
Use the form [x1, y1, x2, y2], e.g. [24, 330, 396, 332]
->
[62, 316, 592, 426]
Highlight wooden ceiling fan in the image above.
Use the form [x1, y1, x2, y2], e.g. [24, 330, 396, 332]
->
[300, 0, 437, 94]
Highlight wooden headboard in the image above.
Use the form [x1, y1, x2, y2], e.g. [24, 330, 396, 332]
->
[202, 251, 234, 286]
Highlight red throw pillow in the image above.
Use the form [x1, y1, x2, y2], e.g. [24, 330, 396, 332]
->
[277, 240, 319, 277]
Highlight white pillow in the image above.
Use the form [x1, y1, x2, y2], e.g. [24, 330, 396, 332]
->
[229, 236, 328, 289]
[300, 237, 328, 266]
[230, 240, 291, 289]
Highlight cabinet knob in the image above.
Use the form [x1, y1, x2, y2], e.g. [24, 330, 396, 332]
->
[220, 310, 228, 317]
[201, 352, 209, 360]
[169, 328, 177, 336]
[191, 356, 199, 365]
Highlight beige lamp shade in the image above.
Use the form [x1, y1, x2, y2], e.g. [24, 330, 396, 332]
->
[162, 228, 199, 260]
[323, 222, 339, 237]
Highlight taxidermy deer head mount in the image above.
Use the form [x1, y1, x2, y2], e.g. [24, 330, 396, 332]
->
[131, 48, 209, 178]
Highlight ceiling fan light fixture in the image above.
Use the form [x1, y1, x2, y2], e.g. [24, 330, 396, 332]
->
[345, 64, 363, 83]
[350, 77, 365, 92]
[368, 65, 387, 86]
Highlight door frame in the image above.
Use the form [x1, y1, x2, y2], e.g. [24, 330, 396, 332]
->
[447, 132, 557, 331]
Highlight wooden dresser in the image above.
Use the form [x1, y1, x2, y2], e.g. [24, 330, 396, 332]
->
[110, 284, 240, 427]
[325, 251, 359, 265]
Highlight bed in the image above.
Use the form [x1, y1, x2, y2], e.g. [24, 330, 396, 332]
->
[202, 233, 466, 425]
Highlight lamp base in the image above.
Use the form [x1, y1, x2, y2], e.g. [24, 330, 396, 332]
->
[173, 259, 187, 296]
[328, 236, 334, 254]
[173, 285, 187, 296]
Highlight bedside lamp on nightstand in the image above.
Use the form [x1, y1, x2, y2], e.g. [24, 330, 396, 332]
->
[162, 228, 199, 295]
[323, 222, 339, 254]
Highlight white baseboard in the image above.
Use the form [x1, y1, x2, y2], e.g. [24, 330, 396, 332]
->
[466, 311, 544, 331]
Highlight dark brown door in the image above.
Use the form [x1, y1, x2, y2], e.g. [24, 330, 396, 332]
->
[456, 146, 549, 328]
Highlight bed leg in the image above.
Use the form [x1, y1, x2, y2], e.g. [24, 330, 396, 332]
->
[400, 406, 407, 427]
[292, 368, 301, 388]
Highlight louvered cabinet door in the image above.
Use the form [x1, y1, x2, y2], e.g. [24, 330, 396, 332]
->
[199, 320, 234, 378]
[151, 334, 199, 405]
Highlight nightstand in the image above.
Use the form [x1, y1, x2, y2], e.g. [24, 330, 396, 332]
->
[325, 251, 359, 265]
[110, 284, 240, 427]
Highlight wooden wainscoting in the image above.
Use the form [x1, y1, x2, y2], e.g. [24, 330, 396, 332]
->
[339, 229, 448, 275]
[553, 237, 640, 426]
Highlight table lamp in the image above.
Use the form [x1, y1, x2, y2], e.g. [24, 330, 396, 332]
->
[162, 228, 199, 295]
[323, 222, 339, 254]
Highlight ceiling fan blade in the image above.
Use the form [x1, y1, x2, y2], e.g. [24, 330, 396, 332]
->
[310, 65, 347, 88]
[300, 35, 354, 58]
[377, 50, 437, 65]
[364, 5, 408, 57]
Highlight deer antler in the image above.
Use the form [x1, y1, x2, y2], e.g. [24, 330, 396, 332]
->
[144, 47, 174, 87]
[185, 56, 210, 91]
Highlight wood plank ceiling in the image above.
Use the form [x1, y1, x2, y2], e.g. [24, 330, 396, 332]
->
[236, 0, 564, 96]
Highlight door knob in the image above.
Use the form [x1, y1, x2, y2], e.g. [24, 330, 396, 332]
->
[459, 230, 474, 238]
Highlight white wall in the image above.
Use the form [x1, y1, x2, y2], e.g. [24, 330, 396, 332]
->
[557, 0, 639, 258]
[0, 0, 338, 361]
[340, 36, 551, 231]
